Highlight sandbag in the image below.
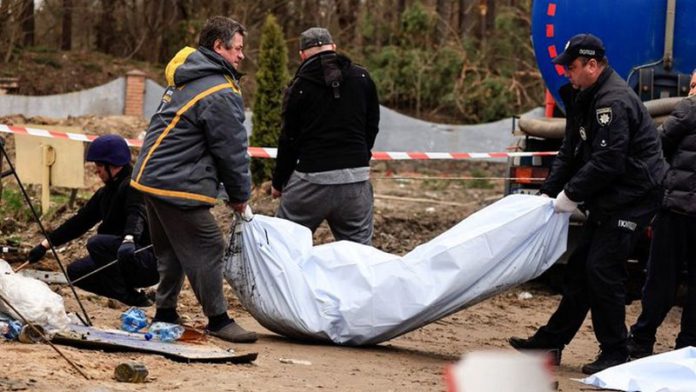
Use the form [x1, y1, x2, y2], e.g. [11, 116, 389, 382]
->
[0, 260, 70, 333]
[223, 195, 569, 345]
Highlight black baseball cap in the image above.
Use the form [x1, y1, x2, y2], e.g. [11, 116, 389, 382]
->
[552, 33, 606, 66]
[299, 27, 334, 51]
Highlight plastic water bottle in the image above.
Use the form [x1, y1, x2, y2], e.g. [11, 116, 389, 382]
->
[0, 320, 22, 340]
[120, 308, 148, 333]
[147, 322, 184, 342]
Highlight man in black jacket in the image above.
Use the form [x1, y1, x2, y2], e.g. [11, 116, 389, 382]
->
[27, 134, 158, 307]
[271, 27, 380, 245]
[508, 34, 667, 374]
[628, 69, 696, 358]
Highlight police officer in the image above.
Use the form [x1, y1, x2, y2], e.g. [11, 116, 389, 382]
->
[28, 134, 159, 307]
[628, 69, 696, 358]
[508, 34, 667, 374]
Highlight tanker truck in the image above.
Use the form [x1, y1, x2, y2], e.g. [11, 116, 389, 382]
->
[505, 0, 696, 295]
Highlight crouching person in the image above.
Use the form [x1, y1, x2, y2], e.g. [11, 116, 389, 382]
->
[27, 134, 159, 307]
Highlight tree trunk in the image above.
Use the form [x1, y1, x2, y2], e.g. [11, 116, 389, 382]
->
[0, 1, 9, 45]
[477, 0, 487, 42]
[486, 0, 496, 33]
[61, 0, 72, 50]
[97, 0, 116, 54]
[435, 0, 451, 46]
[397, 0, 407, 20]
[336, 0, 360, 46]
[21, 0, 34, 47]
[458, 0, 476, 40]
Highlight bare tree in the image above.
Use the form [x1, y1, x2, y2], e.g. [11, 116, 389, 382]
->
[96, 0, 116, 54]
[336, 0, 360, 46]
[61, 0, 72, 50]
[397, 0, 407, 17]
[458, 0, 476, 40]
[21, 0, 35, 46]
[435, 0, 450, 46]
[485, 0, 496, 33]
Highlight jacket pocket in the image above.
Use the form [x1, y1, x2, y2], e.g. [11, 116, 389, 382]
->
[188, 159, 218, 184]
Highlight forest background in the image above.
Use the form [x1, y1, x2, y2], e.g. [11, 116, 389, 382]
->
[0, 0, 544, 125]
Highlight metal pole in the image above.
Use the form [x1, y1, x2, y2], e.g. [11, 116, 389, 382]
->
[663, 0, 676, 71]
[70, 244, 153, 285]
[0, 138, 92, 326]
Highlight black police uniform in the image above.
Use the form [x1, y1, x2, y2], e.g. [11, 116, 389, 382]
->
[536, 66, 667, 356]
[630, 95, 696, 351]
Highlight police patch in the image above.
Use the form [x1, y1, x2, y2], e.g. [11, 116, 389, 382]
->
[596, 107, 613, 126]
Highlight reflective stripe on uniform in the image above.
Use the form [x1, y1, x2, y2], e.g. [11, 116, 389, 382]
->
[135, 82, 235, 184]
[130, 180, 218, 205]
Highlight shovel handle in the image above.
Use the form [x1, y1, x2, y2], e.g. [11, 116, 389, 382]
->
[13, 261, 30, 273]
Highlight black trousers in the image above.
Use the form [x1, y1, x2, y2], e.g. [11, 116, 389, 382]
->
[66, 234, 159, 303]
[631, 209, 696, 349]
[535, 199, 658, 354]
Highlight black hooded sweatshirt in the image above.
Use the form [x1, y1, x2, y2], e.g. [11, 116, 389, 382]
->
[272, 51, 380, 191]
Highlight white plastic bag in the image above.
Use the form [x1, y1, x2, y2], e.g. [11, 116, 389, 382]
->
[581, 347, 696, 392]
[224, 194, 569, 345]
[0, 260, 70, 333]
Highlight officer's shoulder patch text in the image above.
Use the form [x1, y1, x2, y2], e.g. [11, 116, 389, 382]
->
[596, 107, 613, 126]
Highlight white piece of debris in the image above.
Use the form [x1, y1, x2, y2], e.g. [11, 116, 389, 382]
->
[279, 358, 312, 365]
[0, 260, 70, 333]
[517, 292, 533, 300]
[580, 347, 696, 392]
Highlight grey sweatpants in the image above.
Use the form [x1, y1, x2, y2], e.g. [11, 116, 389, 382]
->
[276, 174, 374, 245]
[144, 196, 227, 317]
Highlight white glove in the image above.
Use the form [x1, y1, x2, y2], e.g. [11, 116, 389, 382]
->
[553, 190, 578, 213]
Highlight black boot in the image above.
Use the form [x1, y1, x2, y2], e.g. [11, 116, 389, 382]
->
[581, 351, 628, 375]
[509, 335, 563, 365]
[627, 335, 653, 359]
[153, 308, 183, 325]
[121, 290, 153, 307]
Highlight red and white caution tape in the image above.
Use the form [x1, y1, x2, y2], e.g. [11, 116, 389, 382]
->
[0, 124, 558, 160]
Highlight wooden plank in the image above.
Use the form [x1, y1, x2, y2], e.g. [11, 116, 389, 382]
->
[54, 324, 258, 363]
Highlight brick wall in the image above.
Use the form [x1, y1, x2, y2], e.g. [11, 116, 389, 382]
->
[124, 70, 146, 117]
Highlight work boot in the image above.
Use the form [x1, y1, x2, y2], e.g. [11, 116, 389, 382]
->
[153, 308, 183, 325]
[509, 336, 563, 365]
[627, 335, 653, 359]
[208, 321, 258, 343]
[121, 290, 153, 307]
[581, 351, 628, 375]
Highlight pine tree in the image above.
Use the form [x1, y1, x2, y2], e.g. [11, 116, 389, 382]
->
[250, 14, 289, 186]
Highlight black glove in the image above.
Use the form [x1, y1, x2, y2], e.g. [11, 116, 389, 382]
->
[28, 244, 47, 263]
[117, 241, 136, 263]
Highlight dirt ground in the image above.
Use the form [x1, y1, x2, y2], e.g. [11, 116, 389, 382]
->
[0, 117, 685, 391]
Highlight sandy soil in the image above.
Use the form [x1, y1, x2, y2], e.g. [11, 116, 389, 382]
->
[0, 117, 684, 391]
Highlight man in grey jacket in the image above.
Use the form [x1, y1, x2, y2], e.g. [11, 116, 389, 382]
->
[132, 16, 256, 343]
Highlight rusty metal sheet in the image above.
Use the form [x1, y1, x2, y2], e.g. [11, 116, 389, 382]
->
[54, 324, 258, 363]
